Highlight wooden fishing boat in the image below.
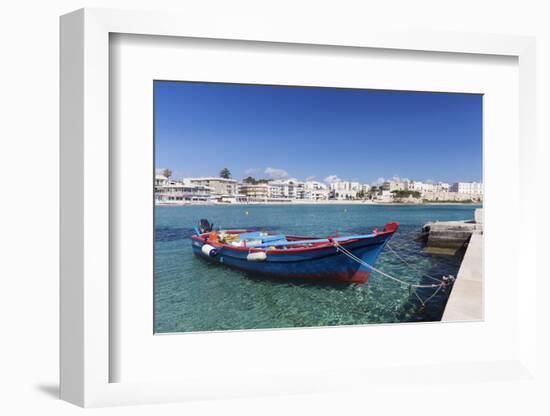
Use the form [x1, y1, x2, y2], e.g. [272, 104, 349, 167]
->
[191, 219, 399, 283]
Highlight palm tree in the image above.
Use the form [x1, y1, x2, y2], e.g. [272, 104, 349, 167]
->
[219, 168, 231, 179]
[162, 168, 172, 179]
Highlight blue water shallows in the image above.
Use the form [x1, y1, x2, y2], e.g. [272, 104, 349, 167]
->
[154, 204, 480, 333]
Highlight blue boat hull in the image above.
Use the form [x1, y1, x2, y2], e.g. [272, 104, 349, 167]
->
[191, 232, 394, 283]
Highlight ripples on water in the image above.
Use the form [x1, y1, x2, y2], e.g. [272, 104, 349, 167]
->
[154, 204, 479, 333]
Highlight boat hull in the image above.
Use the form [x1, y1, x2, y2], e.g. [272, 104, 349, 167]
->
[191, 232, 394, 283]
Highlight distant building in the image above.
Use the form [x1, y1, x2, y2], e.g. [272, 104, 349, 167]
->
[238, 183, 269, 201]
[155, 175, 169, 186]
[423, 183, 436, 193]
[268, 179, 305, 200]
[155, 175, 212, 203]
[450, 182, 483, 195]
[371, 189, 393, 202]
[433, 182, 450, 192]
[157, 173, 483, 204]
[189, 177, 238, 197]
[403, 180, 450, 194]
[404, 180, 424, 192]
[330, 181, 361, 199]
[382, 180, 405, 192]
[303, 181, 329, 200]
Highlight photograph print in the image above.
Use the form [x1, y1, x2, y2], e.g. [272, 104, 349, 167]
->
[154, 81, 483, 333]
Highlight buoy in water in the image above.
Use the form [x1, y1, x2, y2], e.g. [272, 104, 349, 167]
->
[245, 211, 249, 215]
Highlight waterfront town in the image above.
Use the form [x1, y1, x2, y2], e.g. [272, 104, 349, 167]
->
[154, 169, 483, 205]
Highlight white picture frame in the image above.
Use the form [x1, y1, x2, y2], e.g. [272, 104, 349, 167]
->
[60, 8, 537, 407]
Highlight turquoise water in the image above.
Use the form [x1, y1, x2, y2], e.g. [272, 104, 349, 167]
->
[154, 204, 480, 333]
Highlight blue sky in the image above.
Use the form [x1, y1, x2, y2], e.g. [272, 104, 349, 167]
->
[155, 81, 482, 185]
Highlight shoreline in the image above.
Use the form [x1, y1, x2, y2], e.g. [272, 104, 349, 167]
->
[156, 201, 483, 207]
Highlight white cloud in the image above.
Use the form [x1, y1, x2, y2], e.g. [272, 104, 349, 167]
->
[324, 175, 342, 184]
[264, 167, 289, 179]
[388, 176, 410, 183]
[306, 175, 316, 181]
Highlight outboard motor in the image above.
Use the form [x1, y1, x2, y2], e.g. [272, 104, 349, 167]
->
[198, 219, 214, 234]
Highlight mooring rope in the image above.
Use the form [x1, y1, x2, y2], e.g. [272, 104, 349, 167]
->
[332, 241, 454, 307]
[334, 242, 439, 289]
[385, 243, 443, 284]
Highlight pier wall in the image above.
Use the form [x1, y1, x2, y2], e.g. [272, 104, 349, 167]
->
[441, 231, 483, 321]
[422, 219, 479, 256]
[441, 208, 483, 321]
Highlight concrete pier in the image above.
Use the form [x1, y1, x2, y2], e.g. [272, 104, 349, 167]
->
[442, 230, 483, 321]
[421, 218, 481, 256]
[441, 208, 484, 321]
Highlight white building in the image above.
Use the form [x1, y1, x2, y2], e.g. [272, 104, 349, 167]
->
[238, 183, 269, 202]
[155, 175, 169, 186]
[155, 175, 213, 204]
[433, 182, 450, 192]
[404, 180, 424, 192]
[303, 181, 329, 200]
[374, 189, 393, 202]
[382, 180, 405, 192]
[330, 181, 361, 200]
[189, 177, 238, 197]
[450, 182, 483, 195]
[268, 179, 305, 200]
[403, 180, 448, 194]
[422, 183, 436, 193]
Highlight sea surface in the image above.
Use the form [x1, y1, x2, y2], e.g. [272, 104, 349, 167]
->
[154, 203, 481, 333]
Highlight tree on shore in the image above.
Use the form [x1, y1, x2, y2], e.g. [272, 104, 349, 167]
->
[242, 176, 271, 185]
[162, 168, 172, 179]
[391, 189, 421, 199]
[220, 168, 232, 179]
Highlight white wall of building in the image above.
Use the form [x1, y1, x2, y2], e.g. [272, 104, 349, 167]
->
[329, 181, 361, 199]
[450, 181, 484, 195]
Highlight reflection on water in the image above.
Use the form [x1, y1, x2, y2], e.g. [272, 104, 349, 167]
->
[154, 204, 479, 333]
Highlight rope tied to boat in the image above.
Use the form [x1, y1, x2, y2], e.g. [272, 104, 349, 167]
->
[332, 240, 455, 307]
[385, 243, 444, 284]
